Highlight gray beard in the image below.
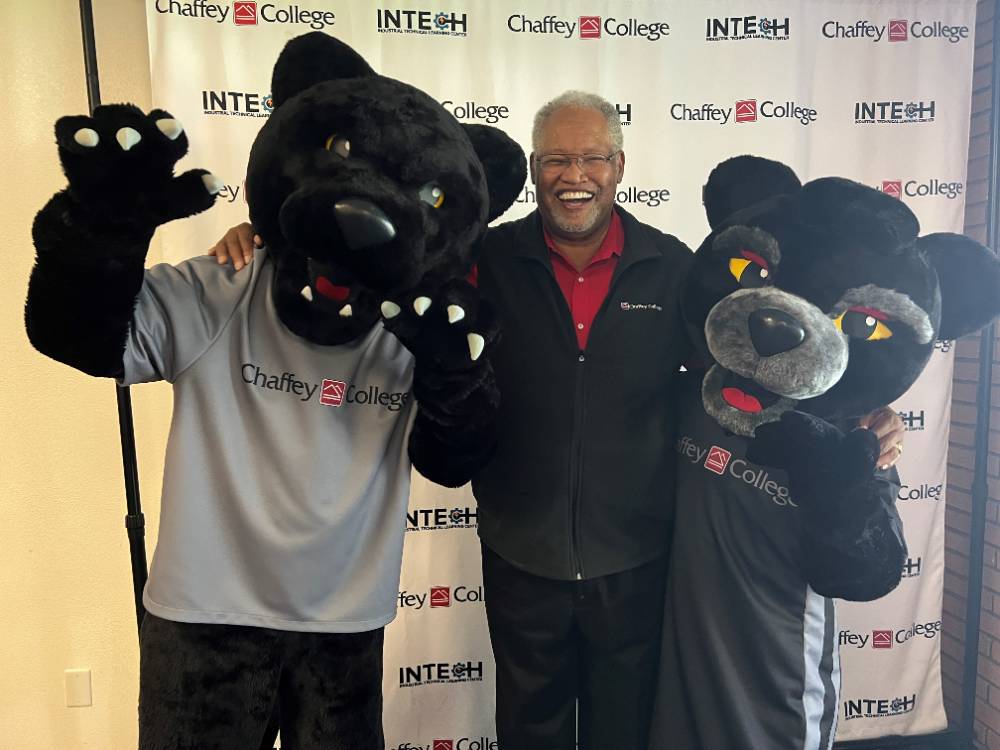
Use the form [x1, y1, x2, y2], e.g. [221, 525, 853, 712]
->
[550, 203, 602, 235]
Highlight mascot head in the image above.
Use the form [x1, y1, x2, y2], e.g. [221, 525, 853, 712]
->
[245, 32, 526, 344]
[685, 155, 1000, 436]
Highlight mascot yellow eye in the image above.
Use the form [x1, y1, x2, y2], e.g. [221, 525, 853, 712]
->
[728, 249, 770, 288]
[324, 135, 351, 158]
[833, 307, 894, 341]
[419, 183, 445, 209]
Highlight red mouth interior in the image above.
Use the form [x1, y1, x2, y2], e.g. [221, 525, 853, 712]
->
[722, 387, 763, 414]
[315, 275, 351, 302]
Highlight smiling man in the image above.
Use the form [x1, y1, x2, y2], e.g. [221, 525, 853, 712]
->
[469, 90, 693, 750]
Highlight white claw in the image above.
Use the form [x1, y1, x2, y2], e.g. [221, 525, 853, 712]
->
[468, 333, 485, 361]
[413, 296, 432, 316]
[202, 173, 224, 195]
[155, 118, 184, 141]
[116, 127, 141, 151]
[447, 305, 466, 324]
[339, 304, 353, 318]
[381, 301, 401, 319]
[73, 128, 99, 148]
[300, 285, 313, 302]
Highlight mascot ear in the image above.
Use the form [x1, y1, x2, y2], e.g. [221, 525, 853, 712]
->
[271, 32, 375, 108]
[463, 124, 527, 223]
[702, 155, 801, 229]
[920, 232, 1000, 340]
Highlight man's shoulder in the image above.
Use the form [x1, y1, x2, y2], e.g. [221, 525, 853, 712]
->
[620, 210, 693, 266]
[479, 213, 536, 265]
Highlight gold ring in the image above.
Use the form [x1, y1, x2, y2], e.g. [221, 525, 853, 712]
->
[895, 442, 904, 455]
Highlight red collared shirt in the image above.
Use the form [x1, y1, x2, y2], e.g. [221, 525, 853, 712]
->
[544, 210, 624, 350]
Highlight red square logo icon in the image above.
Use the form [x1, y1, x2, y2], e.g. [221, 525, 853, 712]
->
[433, 741, 454, 750]
[882, 180, 902, 199]
[889, 20, 908, 42]
[234, 1, 257, 25]
[873, 629, 894, 649]
[430, 586, 451, 608]
[889, 20, 910, 42]
[704, 446, 732, 475]
[735, 99, 757, 123]
[580, 16, 601, 38]
[320, 379, 346, 407]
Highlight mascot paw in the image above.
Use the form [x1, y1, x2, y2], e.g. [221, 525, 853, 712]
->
[54, 103, 219, 229]
[747, 410, 878, 482]
[381, 278, 498, 370]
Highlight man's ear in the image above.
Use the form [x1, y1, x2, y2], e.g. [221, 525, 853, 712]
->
[702, 155, 801, 229]
[271, 32, 375, 108]
[920, 232, 1000, 340]
[463, 124, 528, 222]
[616, 150, 625, 185]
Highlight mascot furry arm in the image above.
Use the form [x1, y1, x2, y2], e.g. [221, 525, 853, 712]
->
[692, 155, 1000, 601]
[26, 32, 526, 488]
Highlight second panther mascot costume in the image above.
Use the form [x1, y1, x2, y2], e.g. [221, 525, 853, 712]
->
[649, 155, 1000, 750]
[25, 33, 525, 749]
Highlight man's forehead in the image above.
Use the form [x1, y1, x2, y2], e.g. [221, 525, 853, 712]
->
[537, 106, 612, 149]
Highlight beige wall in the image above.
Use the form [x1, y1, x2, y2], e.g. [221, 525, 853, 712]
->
[0, 1, 174, 747]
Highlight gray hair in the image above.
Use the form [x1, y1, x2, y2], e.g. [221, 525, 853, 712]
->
[531, 90, 624, 153]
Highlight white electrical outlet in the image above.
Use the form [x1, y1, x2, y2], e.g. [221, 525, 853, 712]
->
[64, 669, 92, 707]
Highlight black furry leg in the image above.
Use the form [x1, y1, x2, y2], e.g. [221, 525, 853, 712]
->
[138, 614, 282, 750]
[279, 629, 385, 750]
[138, 615, 384, 750]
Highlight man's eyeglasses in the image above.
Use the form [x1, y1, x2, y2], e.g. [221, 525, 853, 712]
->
[535, 152, 619, 175]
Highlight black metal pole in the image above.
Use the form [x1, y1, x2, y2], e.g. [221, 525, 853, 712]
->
[77, 0, 148, 637]
[960, 4, 1000, 747]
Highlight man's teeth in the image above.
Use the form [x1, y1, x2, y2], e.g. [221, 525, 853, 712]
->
[300, 285, 313, 301]
[558, 191, 594, 201]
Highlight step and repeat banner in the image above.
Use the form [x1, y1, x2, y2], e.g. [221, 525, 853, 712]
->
[145, 1, 976, 744]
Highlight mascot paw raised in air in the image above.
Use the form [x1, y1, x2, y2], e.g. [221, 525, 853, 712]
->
[26, 31, 525, 749]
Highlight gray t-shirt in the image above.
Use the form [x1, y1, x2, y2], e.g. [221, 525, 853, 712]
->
[121, 249, 415, 632]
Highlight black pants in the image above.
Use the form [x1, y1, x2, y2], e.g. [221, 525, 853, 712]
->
[481, 544, 668, 750]
[138, 613, 384, 750]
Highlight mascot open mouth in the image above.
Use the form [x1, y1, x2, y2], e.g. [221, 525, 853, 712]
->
[301, 257, 359, 315]
[720, 371, 782, 414]
[702, 364, 796, 437]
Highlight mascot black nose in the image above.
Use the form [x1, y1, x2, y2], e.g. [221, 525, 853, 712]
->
[749, 308, 805, 357]
[334, 198, 397, 250]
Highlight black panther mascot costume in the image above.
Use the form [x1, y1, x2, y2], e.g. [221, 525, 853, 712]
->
[649, 155, 1000, 750]
[25, 33, 525, 750]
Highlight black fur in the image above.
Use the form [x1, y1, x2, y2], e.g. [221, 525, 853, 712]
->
[687, 154, 1000, 601]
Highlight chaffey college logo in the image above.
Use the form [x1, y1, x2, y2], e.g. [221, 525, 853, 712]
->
[154, 0, 335, 28]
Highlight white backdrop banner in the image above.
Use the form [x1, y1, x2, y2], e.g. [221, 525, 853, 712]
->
[145, 1, 977, 744]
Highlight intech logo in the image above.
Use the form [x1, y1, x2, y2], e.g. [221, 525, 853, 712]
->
[822, 18, 969, 44]
[201, 90, 274, 118]
[241, 363, 410, 411]
[706, 15, 790, 41]
[880, 178, 964, 200]
[902, 556, 923, 579]
[898, 410, 925, 431]
[440, 100, 509, 124]
[618, 103, 632, 127]
[935, 340, 954, 354]
[855, 100, 935, 125]
[843, 694, 917, 721]
[506, 14, 670, 41]
[154, 0, 335, 29]
[377, 9, 468, 36]
[671, 99, 817, 125]
[398, 661, 484, 688]
[406, 506, 478, 533]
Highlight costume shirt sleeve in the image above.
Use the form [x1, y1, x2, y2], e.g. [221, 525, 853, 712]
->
[119, 256, 252, 385]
